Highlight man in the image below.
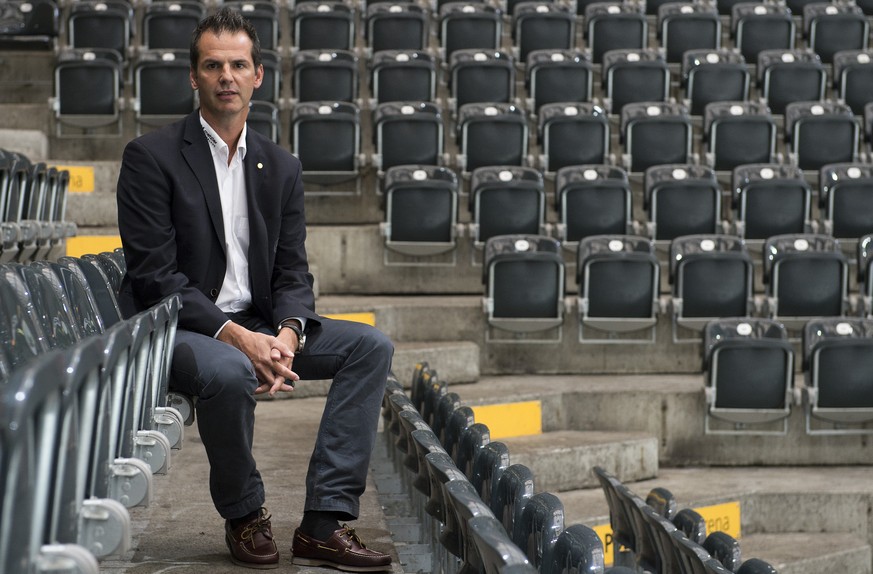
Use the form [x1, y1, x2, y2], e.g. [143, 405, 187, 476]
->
[116, 8, 393, 570]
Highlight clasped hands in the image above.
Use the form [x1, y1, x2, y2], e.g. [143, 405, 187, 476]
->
[218, 322, 300, 396]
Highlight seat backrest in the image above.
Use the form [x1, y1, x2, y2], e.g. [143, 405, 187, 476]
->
[292, 1, 355, 51]
[671, 234, 753, 319]
[291, 101, 361, 173]
[526, 50, 593, 113]
[758, 49, 826, 115]
[469, 514, 534, 574]
[450, 49, 516, 109]
[141, 0, 204, 51]
[673, 507, 707, 544]
[0, 265, 46, 368]
[366, 2, 428, 52]
[544, 523, 605, 574]
[622, 103, 692, 173]
[819, 162, 873, 239]
[512, 1, 575, 61]
[455, 422, 490, 479]
[375, 101, 443, 170]
[16, 262, 81, 348]
[424, 451, 468, 522]
[443, 405, 475, 463]
[371, 50, 436, 104]
[577, 234, 658, 320]
[514, 492, 564, 571]
[645, 164, 720, 240]
[785, 100, 858, 171]
[539, 103, 610, 172]
[732, 2, 794, 62]
[834, 49, 873, 114]
[471, 440, 510, 506]
[802, 2, 868, 63]
[584, 1, 647, 64]
[439, 1, 502, 60]
[292, 49, 359, 103]
[604, 48, 670, 114]
[472, 167, 544, 244]
[459, 104, 529, 172]
[67, 0, 133, 58]
[555, 164, 630, 242]
[731, 163, 810, 240]
[657, 2, 721, 63]
[410, 428, 447, 495]
[490, 463, 536, 543]
[803, 317, 873, 410]
[702, 531, 742, 571]
[444, 478, 495, 574]
[683, 49, 749, 115]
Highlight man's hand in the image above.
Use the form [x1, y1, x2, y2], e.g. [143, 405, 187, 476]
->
[217, 322, 299, 396]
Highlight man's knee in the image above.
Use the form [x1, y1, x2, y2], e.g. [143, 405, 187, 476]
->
[173, 340, 257, 400]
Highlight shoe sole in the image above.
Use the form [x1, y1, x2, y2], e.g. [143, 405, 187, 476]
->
[226, 538, 280, 570]
[291, 556, 392, 572]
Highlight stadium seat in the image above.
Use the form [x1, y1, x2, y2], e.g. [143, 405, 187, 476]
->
[423, 450, 467, 525]
[555, 165, 632, 246]
[410, 428, 448, 497]
[455, 423, 490, 479]
[646, 486, 677, 520]
[513, 492, 564, 571]
[640, 504, 684, 574]
[802, 2, 868, 64]
[673, 508, 707, 544]
[133, 49, 195, 136]
[469, 514, 536, 574]
[432, 391, 462, 445]
[449, 49, 516, 112]
[291, 1, 355, 51]
[682, 49, 749, 116]
[644, 164, 721, 241]
[704, 101, 777, 171]
[593, 467, 637, 568]
[703, 531, 741, 572]
[673, 529, 715, 574]
[0, 265, 44, 367]
[538, 104, 609, 174]
[0, 0, 59, 50]
[483, 234, 565, 334]
[737, 558, 779, 573]
[365, 2, 428, 54]
[456, 104, 529, 174]
[613, 481, 662, 573]
[525, 50, 593, 114]
[757, 49, 826, 115]
[584, 1, 647, 64]
[438, 1, 502, 61]
[545, 524, 606, 574]
[511, 2, 575, 62]
[669, 235, 754, 340]
[657, 2, 721, 64]
[247, 101, 281, 144]
[58, 256, 122, 327]
[731, 163, 811, 241]
[52, 48, 124, 137]
[763, 234, 848, 329]
[224, 1, 279, 52]
[442, 405, 475, 464]
[819, 163, 873, 240]
[290, 101, 363, 187]
[16, 155, 45, 262]
[731, 2, 794, 63]
[66, 0, 133, 60]
[444, 479, 496, 574]
[833, 50, 873, 115]
[603, 49, 671, 115]
[471, 441, 511, 506]
[784, 101, 858, 171]
[802, 317, 873, 433]
[251, 49, 281, 105]
[577, 235, 659, 343]
[490, 463, 536, 544]
[373, 102, 445, 173]
[470, 166, 545, 246]
[291, 49, 359, 104]
[381, 165, 459, 261]
[140, 1, 205, 51]
[622, 103, 693, 173]
[369, 50, 437, 106]
[859, 234, 873, 315]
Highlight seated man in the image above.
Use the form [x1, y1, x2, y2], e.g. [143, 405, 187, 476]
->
[116, 7, 393, 570]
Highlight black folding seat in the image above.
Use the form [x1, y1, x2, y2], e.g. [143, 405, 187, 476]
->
[757, 49, 826, 115]
[555, 165, 632, 246]
[14, 156, 42, 262]
[291, 49, 359, 104]
[525, 50, 593, 114]
[0, 0, 59, 50]
[669, 235, 754, 338]
[291, 1, 355, 51]
[469, 515, 535, 574]
[511, 1, 575, 62]
[592, 467, 637, 568]
[456, 103, 529, 174]
[224, 1, 279, 52]
[834, 50, 873, 116]
[613, 483, 662, 573]
[0, 153, 21, 263]
[490, 464, 536, 539]
[622, 102, 693, 174]
[438, 2, 502, 61]
[470, 166, 545, 246]
[577, 235, 659, 342]
[546, 525, 606, 574]
[763, 234, 848, 328]
[673, 508, 707, 543]
[141, 1, 204, 51]
[704, 101, 777, 171]
[738, 559, 780, 574]
[731, 163, 811, 240]
[512, 492, 564, 570]
[682, 49, 749, 116]
[471, 441, 510, 505]
[133, 49, 195, 135]
[785, 101, 858, 171]
[731, 2, 794, 63]
[640, 505, 684, 574]
[644, 164, 721, 241]
[382, 165, 459, 259]
[603, 49, 671, 115]
[819, 163, 873, 240]
[290, 101, 363, 185]
[247, 101, 280, 144]
[802, 317, 873, 433]
[658, 2, 721, 64]
[66, 0, 133, 60]
[538, 103, 610, 173]
[703, 318, 795, 434]
[369, 50, 437, 106]
[372, 101, 445, 173]
[703, 532, 742, 572]
[252, 49, 282, 105]
[365, 2, 428, 54]
[584, 1, 647, 64]
[46, 168, 75, 261]
[52, 48, 123, 137]
[449, 49, 516, 112]
[444, 480, 497, 574]
[802, 2, 868, 64]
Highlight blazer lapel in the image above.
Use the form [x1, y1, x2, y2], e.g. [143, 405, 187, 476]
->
[181, 112, 226, 251]
[244, 133, 270, 308]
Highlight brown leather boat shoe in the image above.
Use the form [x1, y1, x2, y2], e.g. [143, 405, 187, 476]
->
[291, 524, 392, 572]
[225, 508, 280, 569]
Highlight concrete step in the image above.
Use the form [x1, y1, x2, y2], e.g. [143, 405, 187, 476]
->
[392, 340, 480, 386]
[500, 430, 659, 492]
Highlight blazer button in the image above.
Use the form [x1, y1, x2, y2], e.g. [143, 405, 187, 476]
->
[210, 288, 219, 298]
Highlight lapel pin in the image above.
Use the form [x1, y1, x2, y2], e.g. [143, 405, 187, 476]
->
[257, 162, 264, 169]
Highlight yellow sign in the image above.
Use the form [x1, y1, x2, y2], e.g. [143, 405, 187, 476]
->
[593, 500, 741, 566]
[323, 312, 376, 326]
[53, 165, 95, 193]
[470, 401, 542, 439]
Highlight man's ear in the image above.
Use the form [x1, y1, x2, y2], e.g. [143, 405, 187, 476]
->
[253, 64, 264, 89]
[190, 68, 198, 90]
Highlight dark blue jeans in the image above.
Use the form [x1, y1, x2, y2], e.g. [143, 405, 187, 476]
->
[170, 312, 393, 520]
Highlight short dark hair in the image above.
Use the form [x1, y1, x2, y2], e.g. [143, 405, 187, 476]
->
[190, 7, 261, 69]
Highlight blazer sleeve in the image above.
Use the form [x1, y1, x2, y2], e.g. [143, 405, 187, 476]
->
[117, 136, 230, 336]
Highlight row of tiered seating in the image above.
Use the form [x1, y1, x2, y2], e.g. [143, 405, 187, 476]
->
[0, 148, 75, 263]
[0, 252, 183, 572]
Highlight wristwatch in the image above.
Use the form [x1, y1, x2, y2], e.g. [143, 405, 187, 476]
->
[279, 320, 306, 352]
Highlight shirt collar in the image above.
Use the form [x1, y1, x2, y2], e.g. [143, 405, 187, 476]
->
[199, 113, 247, 161]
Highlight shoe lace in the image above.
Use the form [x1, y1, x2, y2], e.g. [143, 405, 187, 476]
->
[241, 509, 273, 541]
[339, 524, 367, 548]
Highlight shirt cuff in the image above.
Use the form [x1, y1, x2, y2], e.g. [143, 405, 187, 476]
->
[214, 319, 232, 339]
[277, 317, 307, 333]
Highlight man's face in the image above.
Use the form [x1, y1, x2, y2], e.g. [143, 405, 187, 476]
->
[190, 30, 263, 121]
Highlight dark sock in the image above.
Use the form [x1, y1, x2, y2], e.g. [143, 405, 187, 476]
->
[299, 510, 342, 540]
[229, 508, 260, 530]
